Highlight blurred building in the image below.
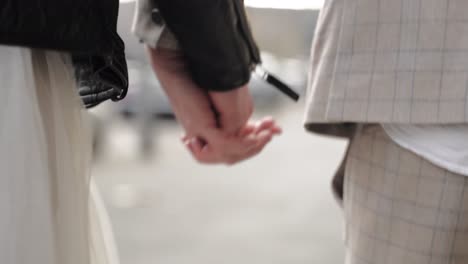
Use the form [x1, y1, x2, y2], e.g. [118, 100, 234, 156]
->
[246, 8, 318, 59]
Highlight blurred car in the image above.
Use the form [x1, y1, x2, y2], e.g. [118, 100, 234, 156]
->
[116, 58, 306, 119]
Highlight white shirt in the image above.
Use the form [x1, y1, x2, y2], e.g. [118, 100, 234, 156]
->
[382, 124, 468, 176]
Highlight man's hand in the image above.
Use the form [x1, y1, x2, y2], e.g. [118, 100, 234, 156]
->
[209, 85, 254, 136]
[148, 47, 281, 165]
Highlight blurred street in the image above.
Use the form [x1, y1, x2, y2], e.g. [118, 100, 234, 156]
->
[92, 102, 348, 264]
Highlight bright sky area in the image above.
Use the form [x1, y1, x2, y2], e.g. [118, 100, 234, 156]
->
[120, 0, 324, 10]
[245, 0, 324, 9]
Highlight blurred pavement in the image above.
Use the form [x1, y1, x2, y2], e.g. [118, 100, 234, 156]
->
[92, 102, 348, 264]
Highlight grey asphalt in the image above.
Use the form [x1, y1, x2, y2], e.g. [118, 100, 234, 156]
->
[92, 102, 348, 264]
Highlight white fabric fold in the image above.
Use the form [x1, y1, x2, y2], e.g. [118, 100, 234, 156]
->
[0, 46, 118, 264]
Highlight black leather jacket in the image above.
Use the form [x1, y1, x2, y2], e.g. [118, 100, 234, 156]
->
[0, 0, 128, 108]
[154, 0, 261, 92]
[0, 0, 120, 55]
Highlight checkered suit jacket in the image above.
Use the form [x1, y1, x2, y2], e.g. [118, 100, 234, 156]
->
[305, 0, 468, 128]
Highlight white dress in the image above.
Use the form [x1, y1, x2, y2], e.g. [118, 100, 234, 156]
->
[0, 46, 119, 264]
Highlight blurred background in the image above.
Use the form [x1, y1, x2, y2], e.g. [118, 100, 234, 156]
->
[90, 1, 349, 263]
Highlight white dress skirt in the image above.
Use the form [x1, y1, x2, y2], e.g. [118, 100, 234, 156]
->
[0, 45, 119, 264]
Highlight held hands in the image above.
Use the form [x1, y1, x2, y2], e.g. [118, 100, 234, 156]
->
[208, 85, 254, 135]
[149, 47, 281, 165]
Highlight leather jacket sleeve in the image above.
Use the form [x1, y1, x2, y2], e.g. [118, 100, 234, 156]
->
[153, 0, 261, 92]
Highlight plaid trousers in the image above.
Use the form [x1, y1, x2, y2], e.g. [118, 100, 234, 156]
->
[343, 125, 468, 264]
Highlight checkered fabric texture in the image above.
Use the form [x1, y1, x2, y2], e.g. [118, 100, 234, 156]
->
[343, 125, 468, 264]
[305, 0, 468, 124]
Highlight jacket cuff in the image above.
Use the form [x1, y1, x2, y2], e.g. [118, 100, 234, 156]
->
[154, 0, 261, 91]
[193, 65, 252, 92]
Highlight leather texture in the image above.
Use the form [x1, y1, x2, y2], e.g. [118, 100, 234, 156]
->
[0, 0, 129, 107]
[0, 0, 118, 54]
[73, 52, 128, 108]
